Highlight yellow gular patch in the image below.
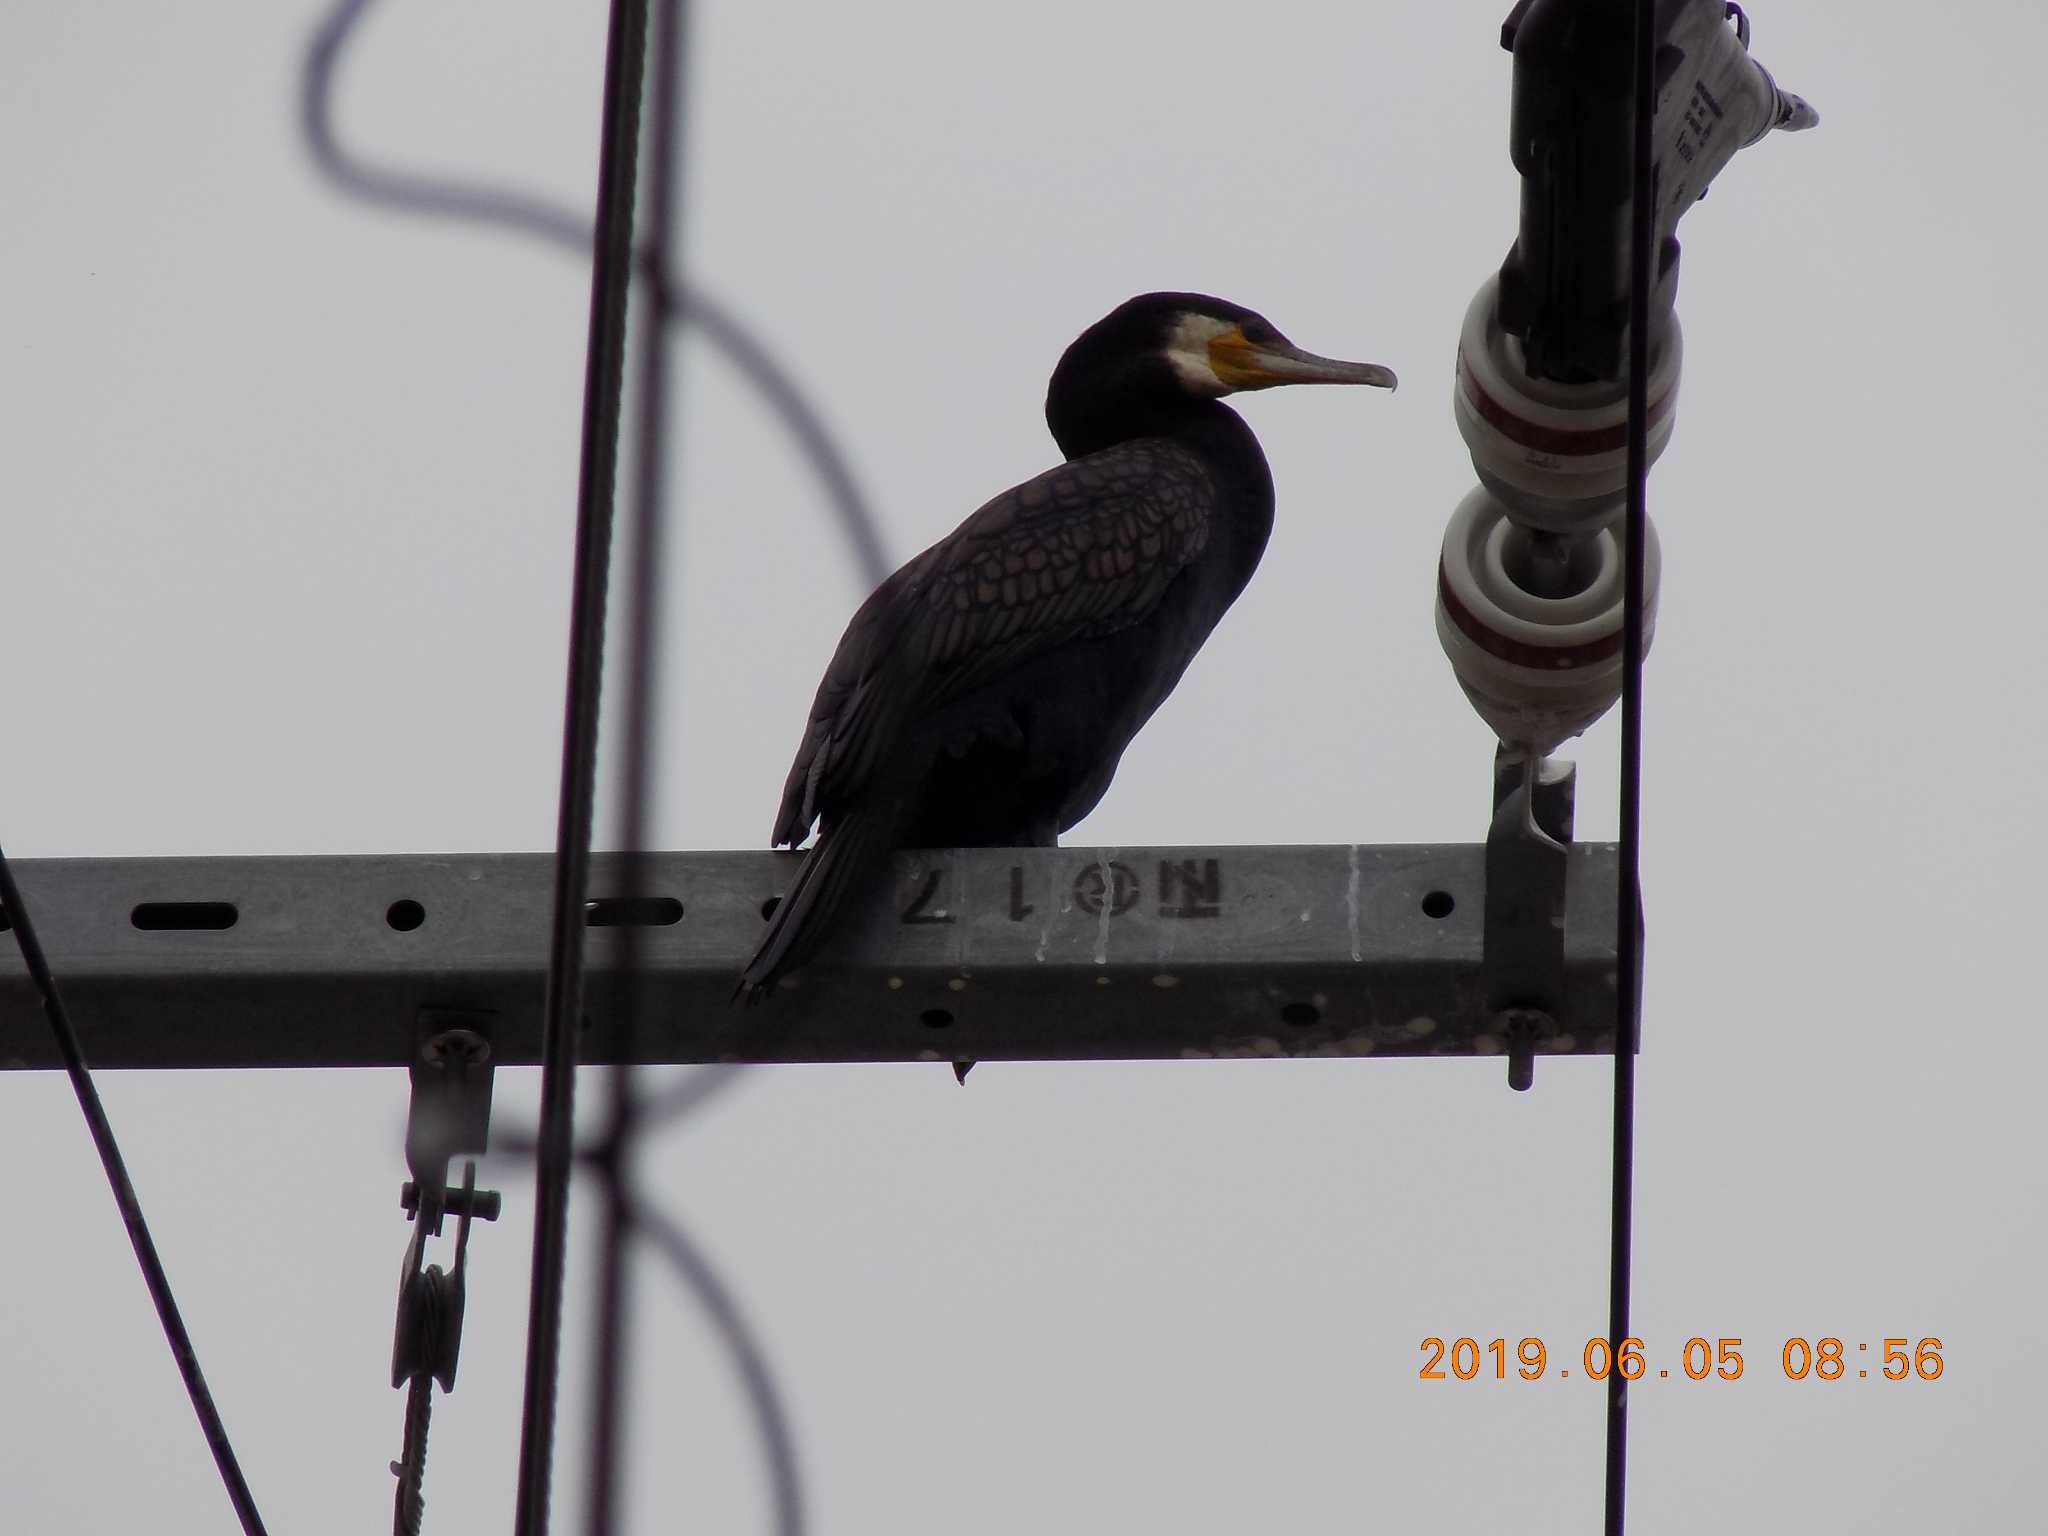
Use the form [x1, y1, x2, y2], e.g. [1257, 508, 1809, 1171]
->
[1206, 327, 1276, 390]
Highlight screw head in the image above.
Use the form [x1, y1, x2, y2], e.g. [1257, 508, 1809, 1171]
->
[421, 1027, 490, 1066]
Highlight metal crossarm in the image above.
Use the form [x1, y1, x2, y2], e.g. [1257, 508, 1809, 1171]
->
[0, 845, 1621, 1069]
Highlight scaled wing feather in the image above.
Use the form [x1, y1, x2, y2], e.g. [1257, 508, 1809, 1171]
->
[771, 440, 1213, 846]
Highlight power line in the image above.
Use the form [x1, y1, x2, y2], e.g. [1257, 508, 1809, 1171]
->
[635, 1062, 741, 1130]
[1603, 0, 1656, 1530]
[0, 848, 269, 1536]
[300, 0, 891, 593]
[467, 1130, 809, 1536]
[298, 5, 822, 1524]
[585, 0, 688, 1529]
[511, 0, 652, 1530]
[633, 1200, 806, 1536]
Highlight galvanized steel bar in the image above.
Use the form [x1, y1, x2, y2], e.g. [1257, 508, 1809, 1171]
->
[0, 845, 1621, 1069]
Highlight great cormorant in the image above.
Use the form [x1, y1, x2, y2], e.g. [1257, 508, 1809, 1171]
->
[739, 292, 1395, 1000]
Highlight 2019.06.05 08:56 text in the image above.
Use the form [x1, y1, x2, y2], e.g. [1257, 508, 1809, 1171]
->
[1418, 1336, 1945, 1383]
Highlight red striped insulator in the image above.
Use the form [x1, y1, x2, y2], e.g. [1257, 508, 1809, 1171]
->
[1435, 488, 1661, 756]
[1452, 278, 1681, 534]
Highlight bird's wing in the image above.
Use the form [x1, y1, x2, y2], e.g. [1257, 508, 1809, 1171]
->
[771, 439, 1214, 845]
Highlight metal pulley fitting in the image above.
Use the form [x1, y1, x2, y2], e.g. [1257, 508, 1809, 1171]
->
[389, 1013, 499, 1536]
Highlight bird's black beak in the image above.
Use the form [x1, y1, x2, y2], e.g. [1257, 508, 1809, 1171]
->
[1209, 327, 1397, 393]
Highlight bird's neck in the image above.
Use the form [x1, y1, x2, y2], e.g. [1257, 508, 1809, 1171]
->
[1174, 399, 1274, 514]
[1047, 389, 1274, 567]
[1183, 403, 1277, 587]
[1056, 392, 1272, 526]
[1060, 396, 1277, 573]
[1049, 390, 1259, 468]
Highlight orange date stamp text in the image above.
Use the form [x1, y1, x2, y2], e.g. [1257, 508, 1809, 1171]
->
[1418, 1336, 1944, 1383]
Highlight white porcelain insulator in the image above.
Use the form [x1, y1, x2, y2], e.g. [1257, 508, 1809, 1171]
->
[1452, 276, 1682, 535]
[1435, 487, 1661, 757]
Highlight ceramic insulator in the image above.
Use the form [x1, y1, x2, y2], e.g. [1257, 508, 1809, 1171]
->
[1452, 276, 1681, 535]
[1435, 487, 1661, 756]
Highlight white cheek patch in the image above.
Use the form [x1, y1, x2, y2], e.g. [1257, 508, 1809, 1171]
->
[1163, 312, 1236, 396]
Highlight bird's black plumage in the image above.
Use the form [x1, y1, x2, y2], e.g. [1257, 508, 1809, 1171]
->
[739, 293, 1392, 998]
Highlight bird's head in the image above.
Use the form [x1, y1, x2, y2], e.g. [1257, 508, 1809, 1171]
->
[1047, 292, 1396, 456]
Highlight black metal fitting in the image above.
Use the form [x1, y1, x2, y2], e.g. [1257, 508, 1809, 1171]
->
[405, 1010, 497, 1235]
[392, 1160, 484, 1393]
[1496, 0, 1815, 383]
[1484, 748, 1576, 1091]
[388, 1009, 502, 1530]
[394, 1009, 498, 1379]
[399, 1181, 503, 1224]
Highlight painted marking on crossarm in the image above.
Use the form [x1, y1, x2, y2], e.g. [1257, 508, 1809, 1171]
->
[900, 867, 954, 924]
[1157, 857, 1221, 918]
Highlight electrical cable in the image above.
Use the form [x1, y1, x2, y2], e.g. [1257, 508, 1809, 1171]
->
[471, 1126, 808, 1536]
[392, 1373, 433, 1536]
[584, 0, 687, 1530]
[1603, 1, 1655, 1530]
[0, 848, 270, 1536]
[632, 1199, 807, 1536]
[302, 2, 813, 1521]
[488, 1064, 742, 1161]
[480, 1063, 725, 1162]
[633, 1061, 741, 1131]
[300, 0, 891, 593]
[303, 0, 889, 1137]
[511, 0, 651, 1530]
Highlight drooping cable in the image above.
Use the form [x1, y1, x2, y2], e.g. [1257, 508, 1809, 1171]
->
[632, 1200, 807, 1536]
[305, 8, 835, 1511]
[1603, 1, 1655, 1531]
[473, 1130, 809, 1535]
[511, 0, 651, 1530]
[0, 849, 269, 1536]
[634, 1061, 739, 1130]
[302, 0, 890, 1145]
[300, 0, 891, 592]
[584, 0, 687, 1530]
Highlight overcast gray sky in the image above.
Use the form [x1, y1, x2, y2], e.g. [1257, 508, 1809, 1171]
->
[3, 1, 2044, 1531]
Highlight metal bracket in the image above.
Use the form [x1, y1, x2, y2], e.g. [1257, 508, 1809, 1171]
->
[403, 1011, 497, 1235]
[390, 1012, 501, 1534]
[394, 1010, 498, 1384]
[1484, 748, 1576, 1091]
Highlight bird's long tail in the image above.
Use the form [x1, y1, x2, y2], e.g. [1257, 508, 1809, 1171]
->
[736, 799, 908, 1003]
